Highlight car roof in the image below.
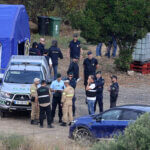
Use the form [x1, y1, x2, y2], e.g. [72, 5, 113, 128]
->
[9, 65, 41, 71]
[116, 104, 150, 112]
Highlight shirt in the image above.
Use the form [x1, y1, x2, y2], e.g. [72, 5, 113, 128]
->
[86, 83, 97, 101]
[83, 58, 98, 75]
[69, 40, 81, 58]
[30, 84, 38, 97]
[50, 80, 65, 91]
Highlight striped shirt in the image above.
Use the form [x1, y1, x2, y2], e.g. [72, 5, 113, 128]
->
[86, 83, 97, 101]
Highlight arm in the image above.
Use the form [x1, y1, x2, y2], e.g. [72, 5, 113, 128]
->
[61, 90, 66, 103]
[59, 49, 63, 59]
[49, 58, 52, 68]
[67, 63, 72, 75]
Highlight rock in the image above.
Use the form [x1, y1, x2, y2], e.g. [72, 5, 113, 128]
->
[127, 70, 134, 76]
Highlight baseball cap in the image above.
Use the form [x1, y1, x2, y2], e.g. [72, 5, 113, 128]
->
[57, 73, 61, 78]
[87, 51, 92, 55]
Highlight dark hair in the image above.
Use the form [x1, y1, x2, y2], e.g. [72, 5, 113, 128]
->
[52, 40, 58, 47]
[41, 80, 47, 85]
[32, 42, 38, 48]
[111, 75, 117, 80]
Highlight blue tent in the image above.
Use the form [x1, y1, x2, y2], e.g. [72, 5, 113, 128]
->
[0, 5, 30, 72]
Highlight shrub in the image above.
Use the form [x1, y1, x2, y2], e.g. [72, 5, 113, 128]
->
[91, 113, 150, 150]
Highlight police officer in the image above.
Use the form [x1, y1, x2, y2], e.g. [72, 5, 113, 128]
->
[29, 42, 40, 56]
[48, 40, 63, 80]
[67, 56, 79, 81]
[61, 80, 74, 126]
[38, 38, 45, 55]
[30, 78, 40, 125]
[108, 75, 119, 108]
[94, 71, 105, 113]
[83, 51, 99, 87]
[37, 80, 53, 128]
[50, 73, 65, 123]
[68, 33, 83, 62]
[67, 72, 77, 117]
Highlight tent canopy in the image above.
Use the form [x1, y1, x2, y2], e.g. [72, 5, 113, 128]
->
[0, 5, 30, 71]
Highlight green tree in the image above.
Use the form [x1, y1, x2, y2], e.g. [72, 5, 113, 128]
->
[71, 0, 150, 71]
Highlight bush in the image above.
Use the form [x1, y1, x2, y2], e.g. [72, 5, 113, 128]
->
[91, 113, 150, 150]
[115, 49, 133, 71]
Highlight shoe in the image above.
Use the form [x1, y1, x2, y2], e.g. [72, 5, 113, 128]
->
[47, 124, 54, 128]
[68, 122, 72, 126]
[31, 120, 38, 125]
[59, 119, 62, 123]
[60, 122, 67, 127]
[40, 125, 43, 128]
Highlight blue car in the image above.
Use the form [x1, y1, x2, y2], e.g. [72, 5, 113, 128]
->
[69, 105, 150, 140]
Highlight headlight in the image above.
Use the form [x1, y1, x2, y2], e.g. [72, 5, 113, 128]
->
[71, 120, 77, 124]
[0, 91, 13, 99]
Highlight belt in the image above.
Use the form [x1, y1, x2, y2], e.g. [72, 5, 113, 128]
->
[38, 95, 49, 98]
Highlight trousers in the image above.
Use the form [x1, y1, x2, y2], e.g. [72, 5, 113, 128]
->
[63, 103, 73, 123]
[31, 102, 39, 120]
[50, 65, 58, 80]
[51, 96, 63, 121]
[94, 94, 103, 113]
[87, 99, 96, 115]
[110, 95, 118, 108]
[72, 96, 76, 116]
[40, 105, 52, 126]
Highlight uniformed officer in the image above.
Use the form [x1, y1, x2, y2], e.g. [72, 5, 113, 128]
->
[94, 71, 105, 113]
[37, 80, 53, 128]
[61, 80, 74, 126]
[48, 40, 63, 80]
[67, 72, 77, 116]
[68, 33, 83, 62]
[83, 51, 99, 87]
[50, 73, 65, 123]
[38, 38, 45, 56]
[30, 78, 40, 125]
[67, 56, 79, 81]
[108, 75, 119, 108]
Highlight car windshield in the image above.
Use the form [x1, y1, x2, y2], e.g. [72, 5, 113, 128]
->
[4, 70, 43, 84]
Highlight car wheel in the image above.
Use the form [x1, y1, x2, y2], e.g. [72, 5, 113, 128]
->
[73, 128, 93, 145]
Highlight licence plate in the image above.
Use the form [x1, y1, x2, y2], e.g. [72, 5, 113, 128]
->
[14, 101, 29, 105]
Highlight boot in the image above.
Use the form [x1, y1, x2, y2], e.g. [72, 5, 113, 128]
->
[60, 122, 67, 127]
[31, 120, 38, 125]
[48, 124, 54, 128]
[59, 119, 62, 123]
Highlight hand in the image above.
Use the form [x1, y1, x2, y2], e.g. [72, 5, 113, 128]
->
[36, 103, 39, 107]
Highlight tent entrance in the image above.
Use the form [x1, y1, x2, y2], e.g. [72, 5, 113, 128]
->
[18, 42, 25, 55]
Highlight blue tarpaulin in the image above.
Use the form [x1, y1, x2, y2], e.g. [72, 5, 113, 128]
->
[0, 4, 30, 72]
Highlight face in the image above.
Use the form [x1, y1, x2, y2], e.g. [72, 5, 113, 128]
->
[64, 82, 69, 87]
[96, 73, 101, 79]
[57, 77, 61, 82]
[73, 37, 78, 41]
[35, 80, 40, 85]
[40, 38, 45, 45]
[68, 74, 73, 80]
[111, 77, 117, 83]
[88, 54, 93, 60]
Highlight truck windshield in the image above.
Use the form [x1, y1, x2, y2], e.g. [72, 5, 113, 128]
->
[4, 70, 43, 84]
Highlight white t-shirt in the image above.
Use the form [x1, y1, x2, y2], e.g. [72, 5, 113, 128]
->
[49, 58, 52, 65]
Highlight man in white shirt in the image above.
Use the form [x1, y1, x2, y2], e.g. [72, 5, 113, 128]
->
[86, 75, 97, 115]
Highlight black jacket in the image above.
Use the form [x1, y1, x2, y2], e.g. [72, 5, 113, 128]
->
[48, 46, 63, 66]
[38, 43, 45, 55]
[110, 82, 119, 97]
[68, 77, 77, 89]
[67, 62, 79, 80]
[96, 77, 105, 94]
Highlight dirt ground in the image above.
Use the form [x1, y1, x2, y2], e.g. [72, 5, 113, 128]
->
[1, 37, 150, 149]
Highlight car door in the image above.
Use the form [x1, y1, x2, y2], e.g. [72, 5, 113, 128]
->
[91, 109, 127, 138]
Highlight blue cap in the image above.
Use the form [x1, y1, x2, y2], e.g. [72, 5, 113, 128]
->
[87, 51, 92, 55]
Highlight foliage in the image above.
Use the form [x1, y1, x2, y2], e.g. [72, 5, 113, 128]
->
[91, 113, 150, 150]
[71, 0, 150, 70]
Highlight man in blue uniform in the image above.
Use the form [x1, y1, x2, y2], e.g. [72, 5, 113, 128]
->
[94, 71, 105, 113]
[83, 51, 99, 87]
[38, 38, 45, 56]
[109, 75, 119, 108]
[68, 34, 82, 62]
[50, 73, 65, 123]
[48, 40, 63, 80]
[67, 72, 77, 116]
[67, 56, 79, 81]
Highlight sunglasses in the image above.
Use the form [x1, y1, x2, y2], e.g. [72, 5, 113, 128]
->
[69, 76, 73, 77]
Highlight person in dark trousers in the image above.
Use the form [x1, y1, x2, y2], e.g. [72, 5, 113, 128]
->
[94, 71, 105, 113]
[50, 73, 65, 123]
[29, 42, 40, 56]
[38, 38, 45, 56]
[108, 75, 119, 108]
[68, 33, 83, 62]
[86, 75, 97, 115]
[48, 40, 63, 80]
[83, 51, 99, 87]
[67, 72, 77, 117]
[37, 80, 54, 128]
[67, 56, 79, 81]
